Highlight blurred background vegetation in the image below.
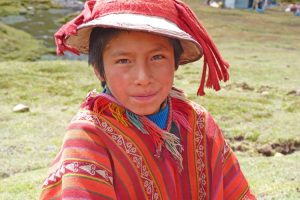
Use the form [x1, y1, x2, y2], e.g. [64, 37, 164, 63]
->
[0, 0, 299, 199]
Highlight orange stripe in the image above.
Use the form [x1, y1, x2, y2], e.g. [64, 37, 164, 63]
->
[223, 153, 236, 176]
[62, 174, 116, 198]
[84, 113, 157, 199]
[50, 130, 108, 172]
[61, 148, 111, 169]
[94, 120, 149, 199]
[186, 108, 198, 200]
[113, 156, 141, 199]
[210, 129, 223, 173]
[202, 111, 209, 199]
[100, 115, 167, 199]
[224, 171, 246, 196]
[65, 129, 107, 147]
[238, 186, 251, 200]
[40, 180, 62, 200]
[166, 157, 182, 198]
[232, 179, 249, 199]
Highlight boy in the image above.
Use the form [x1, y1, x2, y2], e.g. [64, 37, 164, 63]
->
[40, 0, 256, 199]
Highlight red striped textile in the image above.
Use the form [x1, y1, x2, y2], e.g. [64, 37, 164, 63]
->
[40, 91, 256, 200]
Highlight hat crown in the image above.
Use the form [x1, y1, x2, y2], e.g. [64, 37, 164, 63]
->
[87, 0, 178, 25]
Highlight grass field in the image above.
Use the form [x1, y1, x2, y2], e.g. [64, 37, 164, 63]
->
[0, 23, 48, 62]
[0, 0, 54, 17]
[1, 2, 300, 200]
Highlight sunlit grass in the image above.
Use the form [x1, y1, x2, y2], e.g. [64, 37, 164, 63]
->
[237, 151, 300, 199]
[0, 23, 48, 61]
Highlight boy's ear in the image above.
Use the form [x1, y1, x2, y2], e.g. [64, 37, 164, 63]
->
[93, 66, 105, 81]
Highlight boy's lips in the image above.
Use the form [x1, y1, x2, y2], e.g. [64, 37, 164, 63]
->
[131, 92, 158, 102]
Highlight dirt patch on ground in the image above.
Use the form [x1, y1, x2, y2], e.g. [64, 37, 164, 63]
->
[227, 136, 254, 153]
[224, 82, 255, 91]
[257, 85, 273, 93]
[0, 172, 9, 178]
[287, 89, 300, 96]
[228, 136, 300, 157]
[258, 141, 300, 156]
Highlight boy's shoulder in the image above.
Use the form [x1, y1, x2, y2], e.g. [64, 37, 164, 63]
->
[170, 87, 222, 138]
[169, 87, 207, 114]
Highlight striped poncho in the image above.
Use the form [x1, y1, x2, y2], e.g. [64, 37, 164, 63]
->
[40, 89, 256, 200]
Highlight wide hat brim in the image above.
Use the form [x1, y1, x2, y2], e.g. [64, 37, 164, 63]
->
[65, 13, 203, 65]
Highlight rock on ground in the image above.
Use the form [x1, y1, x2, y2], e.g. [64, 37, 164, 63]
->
[13, 104, 30, 113]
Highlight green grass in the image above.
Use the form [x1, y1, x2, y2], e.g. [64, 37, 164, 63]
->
[0, 60, 97, 173]
[0, 168, 48, 199]
[1, 2, 300, 200]
[176, 60, 300, 144]
[0, 0, 55, 17]
[0, 23, 48, 61]
[175, 5, 300, 144]
[237, 151, 300, 199]
[0, 60, 98, 199]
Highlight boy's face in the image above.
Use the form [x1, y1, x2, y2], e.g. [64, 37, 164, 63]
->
[100, 31, 175, 115]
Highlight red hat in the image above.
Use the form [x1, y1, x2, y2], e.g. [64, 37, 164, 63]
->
[55, 0, 229, 95]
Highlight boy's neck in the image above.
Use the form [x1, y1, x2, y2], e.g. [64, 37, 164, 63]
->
[103, 86, 169, 129]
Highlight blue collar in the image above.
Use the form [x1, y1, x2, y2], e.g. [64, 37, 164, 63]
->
[146, 103, 169, 130]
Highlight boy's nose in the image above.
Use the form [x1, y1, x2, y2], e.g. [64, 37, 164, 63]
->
[134, 61, 152, 85]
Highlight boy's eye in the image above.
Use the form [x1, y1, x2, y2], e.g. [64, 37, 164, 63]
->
[116, 59, 130, 64]
[152, 55, 164, 60]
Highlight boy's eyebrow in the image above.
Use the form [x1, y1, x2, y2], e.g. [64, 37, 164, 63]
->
[148, 45, 171, 53]
[110, 50, 132, 57]
[109, 45, 171, 57]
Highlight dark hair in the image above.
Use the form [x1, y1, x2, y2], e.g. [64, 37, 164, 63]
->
[88, 27, 183, 87]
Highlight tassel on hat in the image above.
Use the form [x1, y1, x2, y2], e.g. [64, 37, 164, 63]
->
[174, 0, 230, 95]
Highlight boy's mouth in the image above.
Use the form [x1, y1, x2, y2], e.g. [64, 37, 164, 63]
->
[131, 92, 157, 102]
